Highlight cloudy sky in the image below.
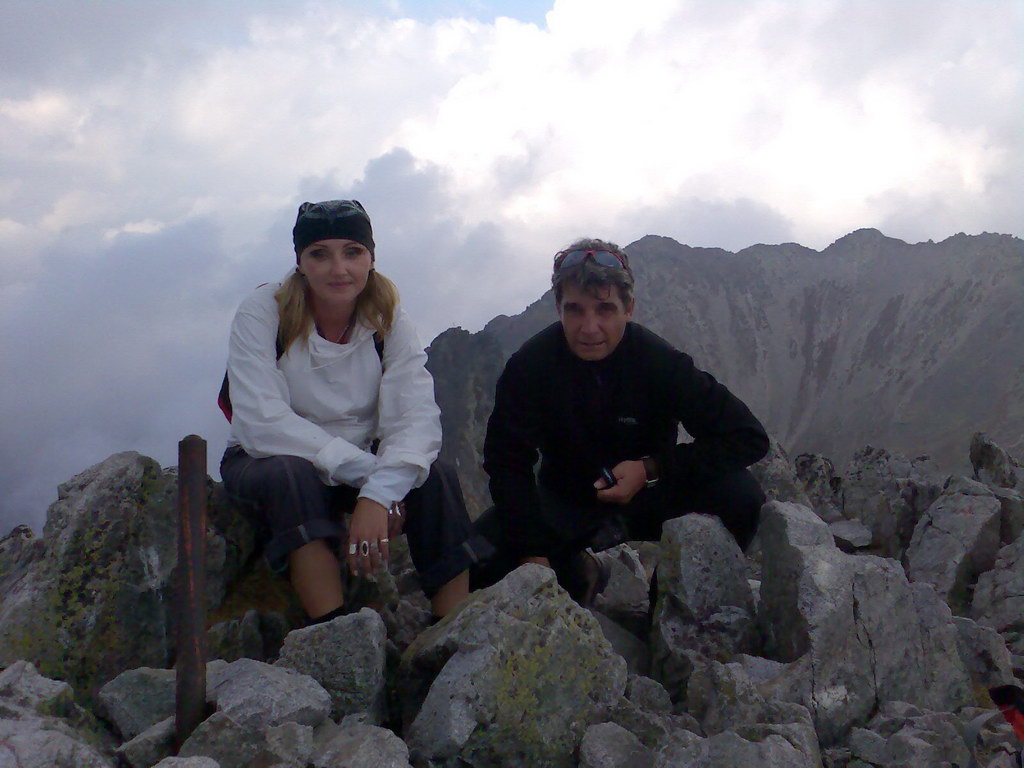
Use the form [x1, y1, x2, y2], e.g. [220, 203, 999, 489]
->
[1, 0, 1021, 534]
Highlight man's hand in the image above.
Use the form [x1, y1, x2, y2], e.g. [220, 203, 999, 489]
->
[347, 498, 389, 576]
[595, 459, 647, 504]
[387, 500, 406, 539]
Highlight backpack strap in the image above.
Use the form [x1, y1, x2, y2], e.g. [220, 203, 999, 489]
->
[217, 372, 233, 422]
[218, 330, 285, 423]
[373, 331, 385, 368]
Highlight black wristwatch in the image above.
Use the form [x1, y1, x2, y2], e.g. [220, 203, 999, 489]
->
[641, 456, 659, 488]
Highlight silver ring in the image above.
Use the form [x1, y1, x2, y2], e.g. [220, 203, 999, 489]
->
[379, 538, 389, 545]
[348, 543, 357, 555]
[360, 541, 370, 557]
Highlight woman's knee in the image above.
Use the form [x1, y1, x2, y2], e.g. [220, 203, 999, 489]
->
[222, 450, 320, 496]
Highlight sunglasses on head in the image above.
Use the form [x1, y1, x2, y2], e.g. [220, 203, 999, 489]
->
[297, 200, 368, 221]
[553, 248, 629, 272]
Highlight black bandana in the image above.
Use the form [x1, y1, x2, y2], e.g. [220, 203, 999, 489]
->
[292, 199, 375, 260]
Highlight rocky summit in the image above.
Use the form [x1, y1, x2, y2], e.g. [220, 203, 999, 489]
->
[0, 431, 1022, 766]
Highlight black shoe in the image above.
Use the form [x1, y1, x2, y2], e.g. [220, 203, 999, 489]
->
[565, 550, 611, 608]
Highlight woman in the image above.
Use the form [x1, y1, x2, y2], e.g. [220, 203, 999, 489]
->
[221, 199, 473, 624]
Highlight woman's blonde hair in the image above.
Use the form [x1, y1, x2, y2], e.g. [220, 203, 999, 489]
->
[274, 268, 399, 354]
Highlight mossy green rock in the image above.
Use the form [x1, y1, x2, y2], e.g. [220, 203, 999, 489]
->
[0, 451, 256, 706]
[401, 564, 628, 767]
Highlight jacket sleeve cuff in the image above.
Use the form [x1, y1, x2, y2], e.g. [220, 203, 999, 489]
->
[357, 487, 391, 509]
[359, 463, 422, 508]
[315, 437, 377, 487]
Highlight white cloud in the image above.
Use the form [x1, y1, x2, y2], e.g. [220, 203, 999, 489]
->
[0, 0, 1021, 533]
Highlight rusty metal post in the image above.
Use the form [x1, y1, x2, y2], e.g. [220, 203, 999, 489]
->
[175, 434, 207, 750]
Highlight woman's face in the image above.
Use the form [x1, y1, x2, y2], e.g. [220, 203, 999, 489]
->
[298, 238, 373, 311]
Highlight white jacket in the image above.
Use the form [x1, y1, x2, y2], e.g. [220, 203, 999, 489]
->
[226, 280, 442, 508]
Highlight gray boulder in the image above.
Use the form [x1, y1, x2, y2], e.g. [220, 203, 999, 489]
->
[952, 617, 1015, 689]
[0, 525, 45, 600]
[275, 607, 386, 722]
[685, 660, 822, 768]
[847, 701, 971, 768]
[152, 758, 220, 768]
[205, 614, 262, 667]
[972, 535, 1024, 656]
[606, 697, 702, 755]
[591, 610, 650, 675]
[580, 722, 655, 768]
[0, 709, 115, 768]
[990, 486, 1024, 546]
[625, 675, 673, 713]
[749, 439, 813, 507]
[206, 609, 280, 664]
[209, 658, 330, 731]
[758, 501, 973, 744]
[829, 519, 873, 552]
[593, 543, 651, 634]
[97, 661, 228, 740]
[971, 432, 1023, 492]
[97, 666, 176, 741]
[841, 446, 942, 558]
[177, 711, 262, 768]
[380, 597, 433, 655]
[178, 713, 313, 768]
[257, 721, 315, 767]
[115, 715, 175, 768]
[0, 659, 74, 717]
[0, 661, 115, 758]
[650, 514, 757, 701]
[655, 726, 822, 768]
[401, 563, 628, 768]
[950, 468, 1024, 548]
[311, 721, 412, 768]
[795, 453, 844, 523]
[604, 675, 701, 753]
[903, 478, 1002, 610]
[686, 661, 816, 742]
[730, 652, 790, 686]
[0, 452, 256, 704]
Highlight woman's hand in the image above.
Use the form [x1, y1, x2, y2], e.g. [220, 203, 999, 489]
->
[347, 498, 390, 577]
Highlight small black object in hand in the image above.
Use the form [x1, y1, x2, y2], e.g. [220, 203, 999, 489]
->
[599, 467, 617, 487]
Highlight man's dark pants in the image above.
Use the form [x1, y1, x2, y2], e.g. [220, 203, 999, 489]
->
[470, 468, 765, 592]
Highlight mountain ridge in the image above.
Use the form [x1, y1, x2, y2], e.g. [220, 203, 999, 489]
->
[427, 229, 1024, 514]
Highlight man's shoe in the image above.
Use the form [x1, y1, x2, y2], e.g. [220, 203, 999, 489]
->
[571, 549, 611, 609]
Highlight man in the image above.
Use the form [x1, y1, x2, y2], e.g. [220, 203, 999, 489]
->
[475, 238, 769, 602]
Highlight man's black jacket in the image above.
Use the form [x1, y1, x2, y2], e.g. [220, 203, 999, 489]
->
[483, 321, 769, 556]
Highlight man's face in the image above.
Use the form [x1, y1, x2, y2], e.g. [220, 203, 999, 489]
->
[558, 282, 634, 361]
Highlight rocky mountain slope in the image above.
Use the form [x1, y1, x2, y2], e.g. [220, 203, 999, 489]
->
[428, 229, 1024, 514]
[1, 434, 1023, 766]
